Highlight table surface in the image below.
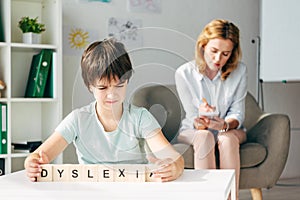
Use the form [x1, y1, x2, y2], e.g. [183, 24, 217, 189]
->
[0, 169, 235, 200]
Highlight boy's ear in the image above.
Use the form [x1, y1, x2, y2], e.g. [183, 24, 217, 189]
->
[89, 86, 93, 93]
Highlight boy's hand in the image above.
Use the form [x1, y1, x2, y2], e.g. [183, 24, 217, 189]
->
[147, 156, 179, 182]
[24, 151, 49, 182]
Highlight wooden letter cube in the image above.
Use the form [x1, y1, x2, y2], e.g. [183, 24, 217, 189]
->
[114, 164, 146, 182]
[82, 164, 99, 182]
[98, 164, 114, 182]
[145, 164, 162, 182]
[69, 164, 83, 182]
[37, 164, 53, 182]
[53, 164, 70, 182]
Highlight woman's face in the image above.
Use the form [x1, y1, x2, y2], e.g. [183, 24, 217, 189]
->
[90, 77, 127, 111]
[203, 38, 234, 72]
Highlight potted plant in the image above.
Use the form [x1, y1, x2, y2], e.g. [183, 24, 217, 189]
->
[18, 16, 46, 44]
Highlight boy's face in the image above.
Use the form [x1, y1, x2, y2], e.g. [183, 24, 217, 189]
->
[91, 76, 128, 111]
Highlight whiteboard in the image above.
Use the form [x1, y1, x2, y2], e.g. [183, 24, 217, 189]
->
[260, 0, 300, 82]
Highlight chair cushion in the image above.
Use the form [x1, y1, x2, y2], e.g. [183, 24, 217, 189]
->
[173, 143, 194, 169]
[240, 142, 267, 168]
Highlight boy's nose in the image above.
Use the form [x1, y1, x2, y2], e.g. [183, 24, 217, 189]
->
[107, 93, 114, 99]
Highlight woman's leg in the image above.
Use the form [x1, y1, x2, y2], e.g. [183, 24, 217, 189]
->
[217, 129, 246, 199]
[178, 129, 216, 169]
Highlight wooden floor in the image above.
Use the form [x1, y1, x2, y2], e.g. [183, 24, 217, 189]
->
[239, 178, 300, 200]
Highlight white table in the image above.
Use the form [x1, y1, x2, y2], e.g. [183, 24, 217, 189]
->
[0, 169, 235, 200]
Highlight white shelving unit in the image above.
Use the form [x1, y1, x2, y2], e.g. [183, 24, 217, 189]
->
[0, 0, 62, 174]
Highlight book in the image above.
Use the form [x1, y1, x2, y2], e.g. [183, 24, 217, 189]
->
[25, 49, 53, 97]
[0, 158, 4, 176]
[12, 141, 42, 153]
[0, 103, 7, 154]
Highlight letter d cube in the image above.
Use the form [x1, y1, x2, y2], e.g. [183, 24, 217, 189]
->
[37, 164, 53, 182]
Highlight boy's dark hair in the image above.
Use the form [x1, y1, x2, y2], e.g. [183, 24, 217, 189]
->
[81, 38, 133, 89]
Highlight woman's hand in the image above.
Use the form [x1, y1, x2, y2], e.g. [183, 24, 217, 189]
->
[194, 117, 208, 130]
[206, 116, 225, 130]
[195, 99, 217, 130]
[148, 156, 182, 182]
[195, 116, 225, 131]
[195, 98, 226, 130]
[24, 151, 50, 182]
[199, 98, 216, 113]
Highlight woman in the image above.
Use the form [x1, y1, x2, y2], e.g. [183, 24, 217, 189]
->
[175, 19, 247, 199]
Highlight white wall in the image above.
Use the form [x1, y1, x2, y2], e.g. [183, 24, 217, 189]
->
[259, 0, 300, 179]
[62, 0, 260, 165]
[62, 0, 300, 180]
[63, 0, 259, 114]
[61, 0, 275, 171]
[261, 83, 300, 179]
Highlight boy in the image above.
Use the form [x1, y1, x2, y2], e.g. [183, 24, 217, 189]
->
[24, 38, 184, 182]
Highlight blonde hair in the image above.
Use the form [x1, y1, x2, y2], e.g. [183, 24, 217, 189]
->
[195, 19, 241, 80]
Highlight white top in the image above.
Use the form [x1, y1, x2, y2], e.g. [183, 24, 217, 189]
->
[56, 102, 160, 164]
[175, 60, 247, 131]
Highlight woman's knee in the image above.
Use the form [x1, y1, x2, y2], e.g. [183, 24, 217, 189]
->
[192, 130, 215, 150]
[218, 132, 240, 149]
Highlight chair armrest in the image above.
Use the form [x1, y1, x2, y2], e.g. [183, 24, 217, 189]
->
[246, 113, 290, 186]
[247, 113, 290, 148]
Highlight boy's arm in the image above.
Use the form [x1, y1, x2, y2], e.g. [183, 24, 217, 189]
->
[29, 131, 68, 163]
[24, 132, 68, 181]
[145, 128, 184, 182]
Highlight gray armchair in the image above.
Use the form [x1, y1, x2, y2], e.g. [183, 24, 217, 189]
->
[131, 84, 290, 200]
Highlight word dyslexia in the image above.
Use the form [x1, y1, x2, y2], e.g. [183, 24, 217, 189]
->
[37, 164, 161, 182]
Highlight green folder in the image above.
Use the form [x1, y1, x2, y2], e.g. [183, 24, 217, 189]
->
[44, 53, 54, 98]
[0, 3, 4, 42]
[25, 49, 53, 97]
[0, 103, 7, 154]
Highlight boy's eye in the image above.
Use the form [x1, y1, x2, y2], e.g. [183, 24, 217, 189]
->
[97, 87, 106, 90]
[116, 84, 125, 88]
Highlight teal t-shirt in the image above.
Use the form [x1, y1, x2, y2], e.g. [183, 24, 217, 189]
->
[55, 102, 161, 164]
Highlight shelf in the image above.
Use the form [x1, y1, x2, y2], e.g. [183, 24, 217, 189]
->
[11, 43, 57, 50]
[0, 152, 30, 158]
[0, 98, 8, 102]
[0, 0, 62, 174]
[9, 98, 58, 103]
[0, 154, 9, 159]
[11, 0, 61, 45]
[11, 153, 30, 158]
